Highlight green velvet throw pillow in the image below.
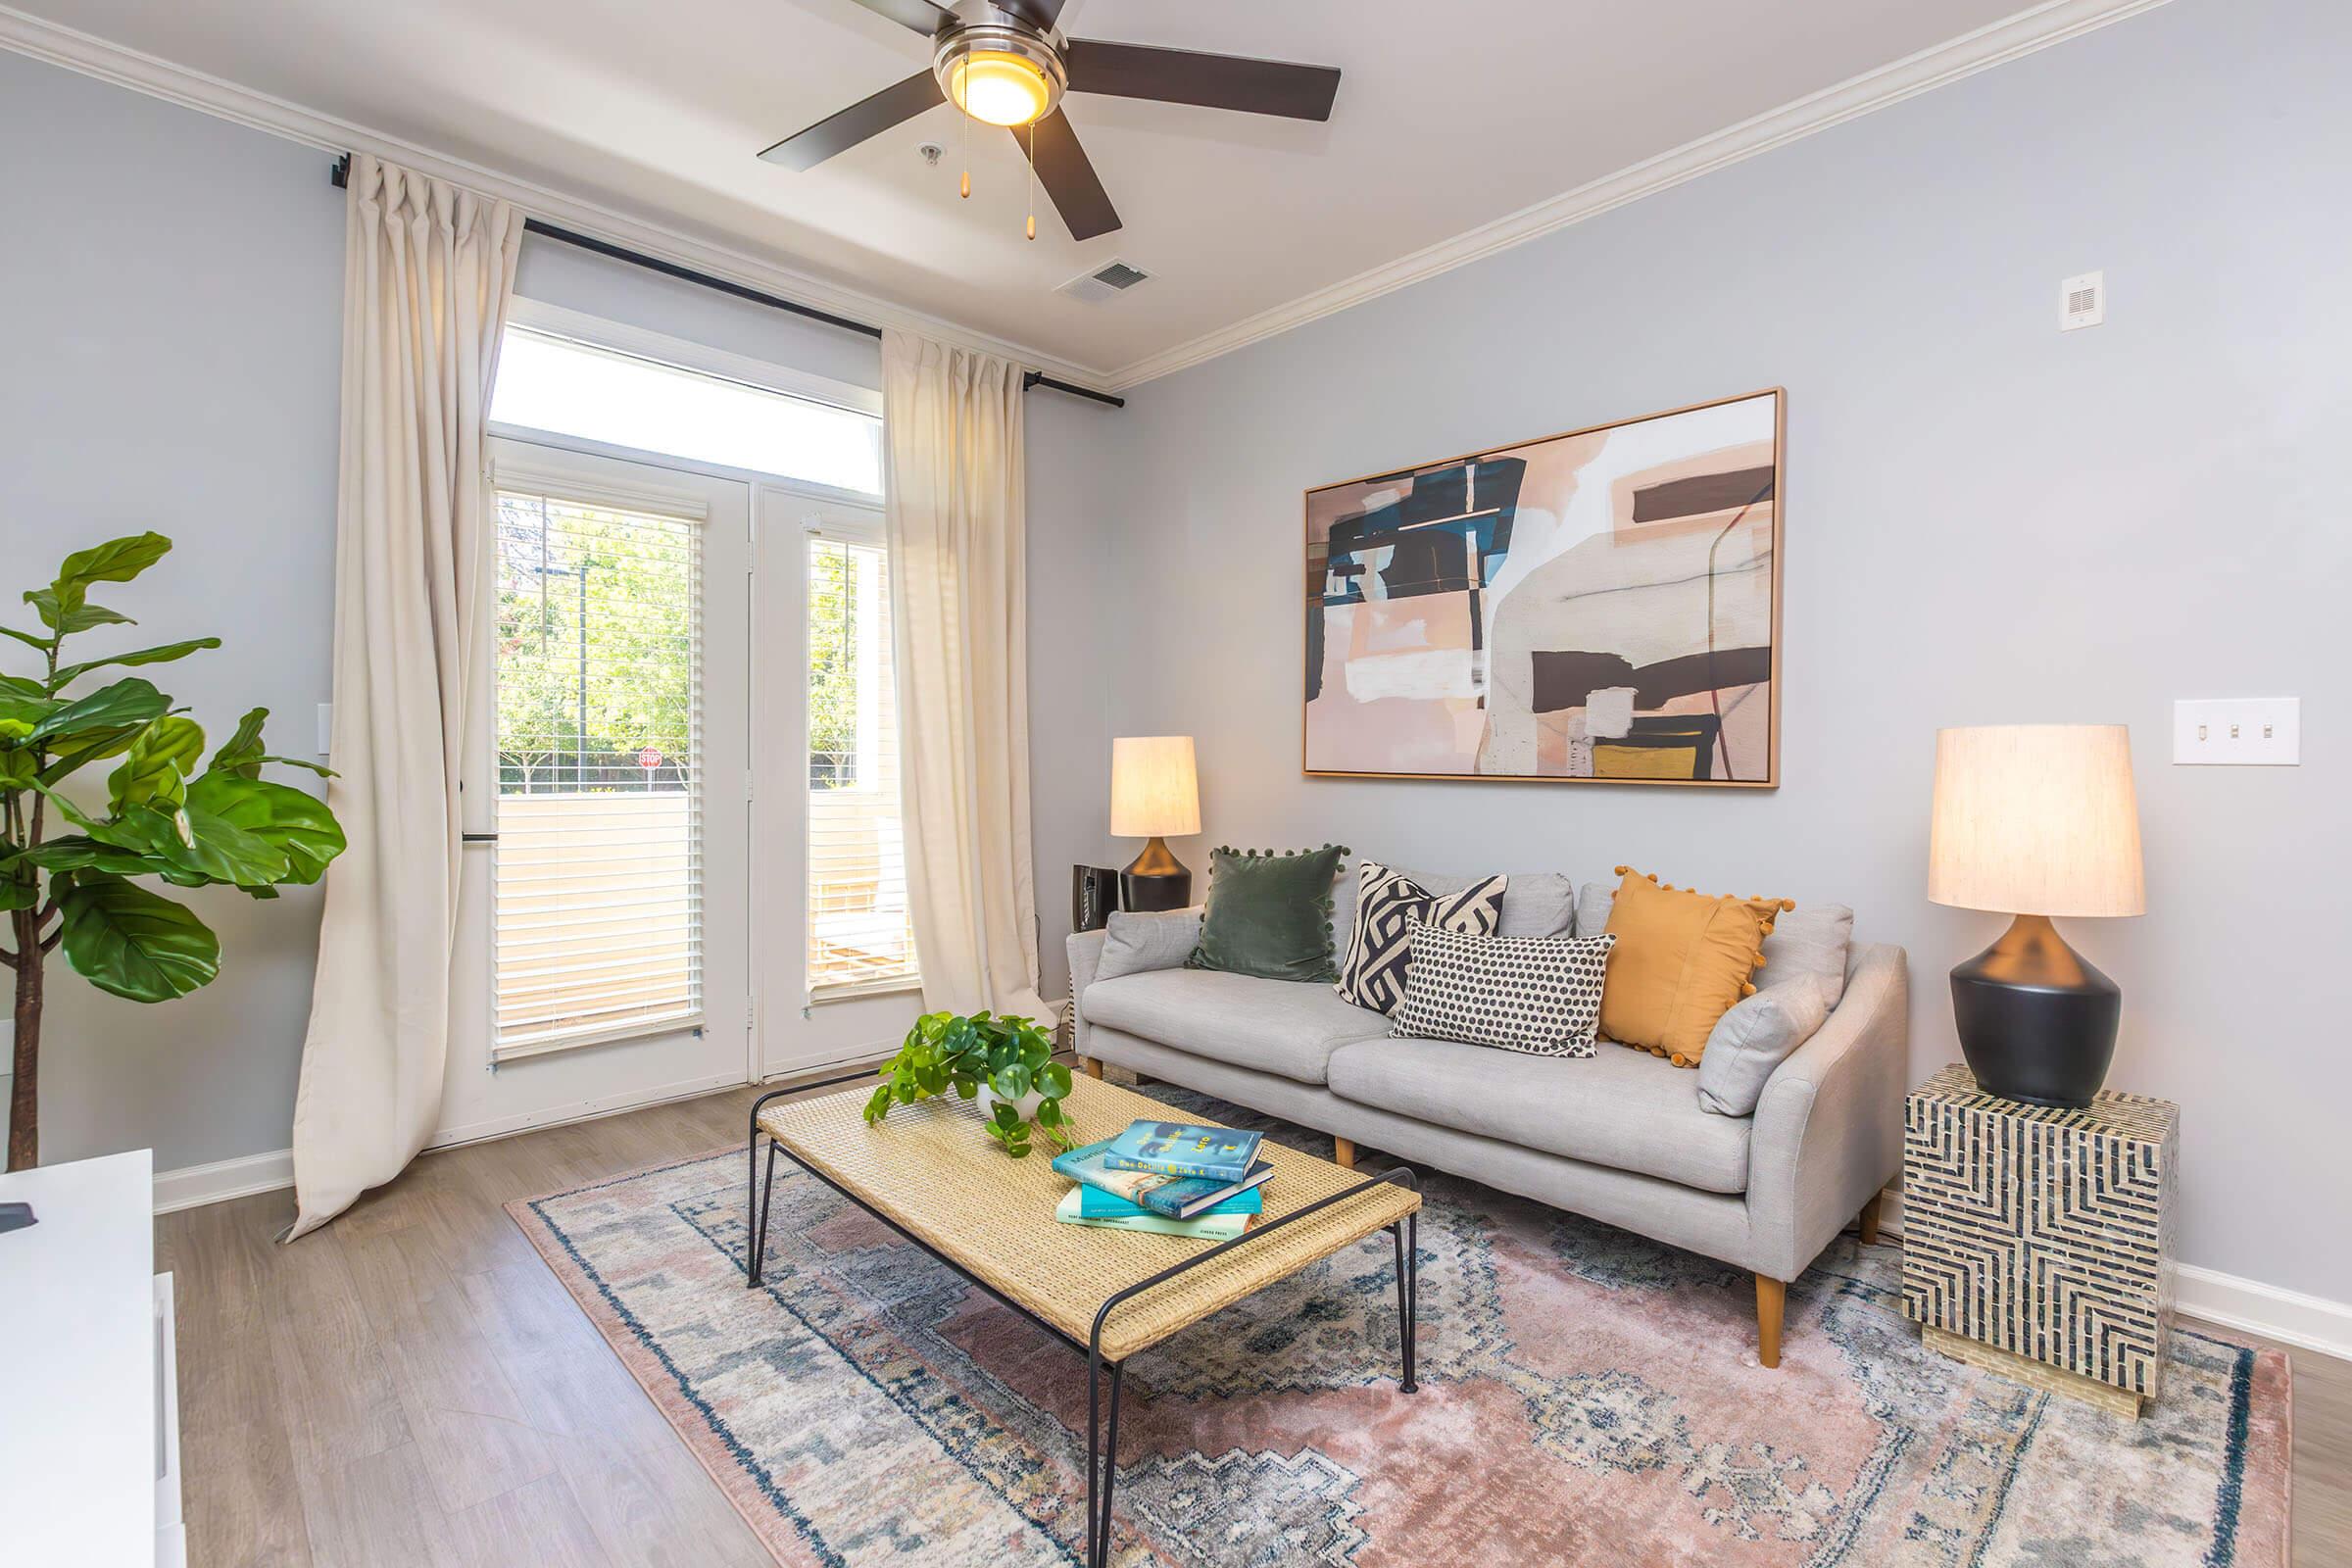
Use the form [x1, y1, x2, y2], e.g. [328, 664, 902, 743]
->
[1186, 844, 1349, 983]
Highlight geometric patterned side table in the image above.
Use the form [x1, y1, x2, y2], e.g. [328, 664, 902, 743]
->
[1900, 1063, 2179, 1417]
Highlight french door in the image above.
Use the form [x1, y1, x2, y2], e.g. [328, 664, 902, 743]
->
[439, 438, 752, 1145]
[751, 481, 925, 1076]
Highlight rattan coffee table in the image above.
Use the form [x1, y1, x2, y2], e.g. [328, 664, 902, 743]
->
[744, 1073, 1421, 1568]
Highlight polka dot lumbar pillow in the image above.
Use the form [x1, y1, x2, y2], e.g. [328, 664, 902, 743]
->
[1388, 922, 1615, 1057]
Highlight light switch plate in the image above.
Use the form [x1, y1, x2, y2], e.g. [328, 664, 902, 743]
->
[2172, 698, 2299, 764]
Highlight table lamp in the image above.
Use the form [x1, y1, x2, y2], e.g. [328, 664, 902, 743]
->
[1928, 723, 2145, 1106]
[1110, 735, 1200, 912]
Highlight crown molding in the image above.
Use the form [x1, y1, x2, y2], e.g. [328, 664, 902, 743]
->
[0, 2, 1115, 390]
[1101, 0, 2173, 391]
[2, 0, 2172, 397]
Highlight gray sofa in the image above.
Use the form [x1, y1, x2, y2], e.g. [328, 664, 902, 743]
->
[1066, 870, 1909, 1367]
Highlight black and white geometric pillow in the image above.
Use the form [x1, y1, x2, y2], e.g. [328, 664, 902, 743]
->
[1335, 861, 1508, 1014]
[1389, 924, 1616, 1057]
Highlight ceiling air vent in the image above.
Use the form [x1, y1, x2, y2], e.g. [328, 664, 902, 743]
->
[1056, 259, 1152, 305]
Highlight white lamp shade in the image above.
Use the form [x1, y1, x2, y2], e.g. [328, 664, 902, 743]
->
[1109, 736, 1200, 839]
[1928, 724, 2145, 918]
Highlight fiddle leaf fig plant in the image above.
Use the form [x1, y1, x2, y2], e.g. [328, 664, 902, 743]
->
[3, 533, 348, 1171]
[862, 1009, 1077, 1158]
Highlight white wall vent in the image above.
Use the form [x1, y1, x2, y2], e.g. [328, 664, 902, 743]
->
[2061, 270, 2105, 331]
[1056, 259, 1152, 305]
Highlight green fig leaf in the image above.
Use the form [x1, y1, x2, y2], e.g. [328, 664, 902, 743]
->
[50, 637, 220, 691]
[57, 874, 220, 1003]
[107, 715, 205, 813]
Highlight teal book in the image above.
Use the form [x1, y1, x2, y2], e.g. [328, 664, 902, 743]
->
[1075, 1183, 1262, 1220]
[1053, 1188, 1252, 1240]
[1099, 1120, 1264, 1184]
[1052, 1139, 1274, 1219]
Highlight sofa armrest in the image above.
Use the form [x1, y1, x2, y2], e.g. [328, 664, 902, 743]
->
[1746, 942, 1910, 1281]
[1066, 928, 1108, 1058]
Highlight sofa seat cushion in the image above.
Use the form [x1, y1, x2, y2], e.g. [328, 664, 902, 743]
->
[1325, 1037, 1752, 1193]
[1082, 970, 1390, 1086]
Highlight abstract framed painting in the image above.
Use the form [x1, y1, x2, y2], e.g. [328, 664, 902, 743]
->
[1303, 388, 1784, 787]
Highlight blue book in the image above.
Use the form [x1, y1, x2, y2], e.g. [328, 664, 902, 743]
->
[1052, 1138, 1275, 1219]
[1099, 1120, 1264, 1185]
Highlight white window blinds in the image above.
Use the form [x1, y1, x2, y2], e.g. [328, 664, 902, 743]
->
[806, 534, 917, 994]
[492, 489, 704, 1057]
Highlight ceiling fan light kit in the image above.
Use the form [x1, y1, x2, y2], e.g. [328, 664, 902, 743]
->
[937, 26, 1064, 128]
[763, 0, 1344, 242]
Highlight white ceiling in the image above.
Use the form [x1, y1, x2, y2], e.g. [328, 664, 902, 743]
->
[15, 0, 2065, 380]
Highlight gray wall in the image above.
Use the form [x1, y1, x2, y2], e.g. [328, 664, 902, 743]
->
[0, 49, 346, 1173]
[1066, 0, 2352, 1301]
[1025, 394, 1131, 1004]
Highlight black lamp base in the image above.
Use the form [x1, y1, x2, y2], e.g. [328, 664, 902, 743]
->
[1118, 836, 1193, 912]
[1951, 912, 2121, 1108]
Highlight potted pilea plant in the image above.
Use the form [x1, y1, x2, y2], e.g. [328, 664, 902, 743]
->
[862, 1009, 1077, 1158]
[3, 533, 347, 1172]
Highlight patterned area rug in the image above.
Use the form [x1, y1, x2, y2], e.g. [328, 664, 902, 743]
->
[509, 1091, 2290, 1567]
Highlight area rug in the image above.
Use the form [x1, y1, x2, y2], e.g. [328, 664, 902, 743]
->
[508, 1090, 2291, 1567]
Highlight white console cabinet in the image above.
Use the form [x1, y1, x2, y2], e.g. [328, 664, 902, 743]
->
[0, 1149, 183, 1565]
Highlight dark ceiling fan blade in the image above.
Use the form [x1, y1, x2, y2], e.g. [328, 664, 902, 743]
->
[996, 0, 1069, 29]
[759, 71, 944, 171]
[1013, 111, 1120, 241]
[1065, 39, 1341, 121]
[840, 0, 954, 35]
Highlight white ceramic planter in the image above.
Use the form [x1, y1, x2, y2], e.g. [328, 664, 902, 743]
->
[974, 1083, 1045, 1123]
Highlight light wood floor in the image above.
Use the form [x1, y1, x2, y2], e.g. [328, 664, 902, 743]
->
[160, 1078, 2350, 1566]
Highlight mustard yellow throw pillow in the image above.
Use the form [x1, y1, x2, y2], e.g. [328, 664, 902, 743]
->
[1598, 866, 1794, 1068]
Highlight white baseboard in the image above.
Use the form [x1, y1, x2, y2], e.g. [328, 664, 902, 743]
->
[2166, 1263, 2352, 1363]
[148, 1068, 751, 1215]
[1875, 1185, 2352, 1363]
[152, 1148, 295, 1214]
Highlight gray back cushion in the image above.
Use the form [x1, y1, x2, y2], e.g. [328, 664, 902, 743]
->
[1335, 859, 1576, 942]
[1095, 908, 1204, 982]
[1759, 903, 1854, 1009]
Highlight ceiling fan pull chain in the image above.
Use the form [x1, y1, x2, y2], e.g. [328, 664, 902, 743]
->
[959, 94, 971, 200]
[1026, 122, 1037, 240]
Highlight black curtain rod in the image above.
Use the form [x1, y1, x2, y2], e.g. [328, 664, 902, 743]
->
[328, 155, 1123, 409]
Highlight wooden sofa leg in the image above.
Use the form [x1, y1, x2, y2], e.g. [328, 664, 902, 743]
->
[1083, 1057, 1102, 1080]
[1755, 1275, 1786, 1369]
[1333, 1137, 1355, 1171]
[1857, 1191, 1883, 1247]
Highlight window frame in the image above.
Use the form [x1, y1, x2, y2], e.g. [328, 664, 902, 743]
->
[798, 497, 920, 1004]
[506, 298, 885, 419]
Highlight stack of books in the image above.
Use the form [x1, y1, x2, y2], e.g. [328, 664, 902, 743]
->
[1051, 1120, 1273, 1241]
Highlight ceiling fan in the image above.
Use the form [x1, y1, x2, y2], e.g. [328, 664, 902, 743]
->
[760, 0, 1343, 241]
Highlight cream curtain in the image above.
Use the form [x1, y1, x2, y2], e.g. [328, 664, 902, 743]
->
[285, 156, 522, 1240]
[880, 330, 1051, 1023]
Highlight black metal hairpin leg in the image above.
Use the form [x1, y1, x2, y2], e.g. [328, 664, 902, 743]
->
[746, 1088, 785, 1287]
[1084, 1353, 1127, 1568]
[747, 1138, 779, 1286]
[1393, 1210, 1419, 1392]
